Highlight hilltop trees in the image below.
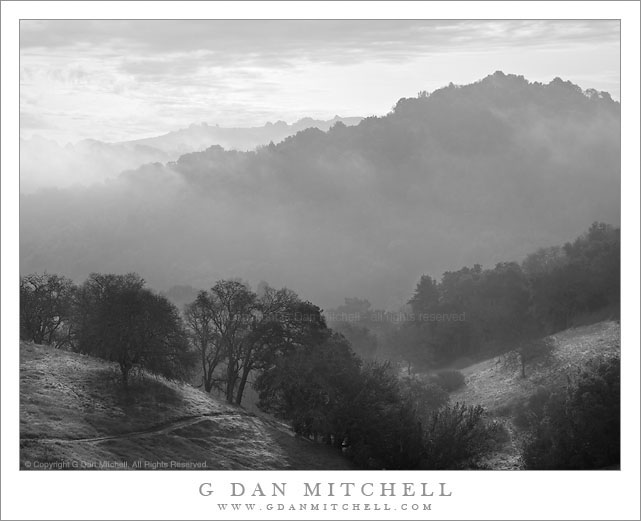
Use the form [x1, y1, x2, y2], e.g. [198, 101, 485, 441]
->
[20, 273, 76, 346]
[408, 275, 440, 316]
[388, 223, 619, 370]
[184, 291, 222, 393]
[200, 280, 258, 403]
[400, 263, 532, 367]
[234, 284, 301, 405]
[73, 273, 194, 385]
[21, 74, 620, 313]
[184, 280, 311, 404]
[20, 272, 196, 385]
[524, 222, 620, 332]
[20, 271, 339, 403]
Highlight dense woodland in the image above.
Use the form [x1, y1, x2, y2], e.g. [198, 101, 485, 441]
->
[20, 222, 620, 469]
[330, 221, 620, 370]
[20, 73, 620, 310]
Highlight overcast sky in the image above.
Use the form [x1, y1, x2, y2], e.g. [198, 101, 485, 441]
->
[20, 20, 620, 144]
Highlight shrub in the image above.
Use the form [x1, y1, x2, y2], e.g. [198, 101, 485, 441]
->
[512, 386, 551, 430]
[485, 419, 511, 446]
[420, 402, 495, 469]
[522, 356, 620, 469]
[434, 369, 466, 392]
[399, 377, 449, 419]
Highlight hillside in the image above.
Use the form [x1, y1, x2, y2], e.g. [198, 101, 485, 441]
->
[128, 116, 363, 156]
[20, 117, 361, 193]
[20, 73, 620, 309]
[20, 342, 352, 470]
[449, 320, 621, 469]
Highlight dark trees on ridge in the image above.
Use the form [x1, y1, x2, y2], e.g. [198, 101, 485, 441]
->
[74, 273, 193, 385]
[184, 291, 224, 393]
[20, 272, 76, 346]
[395, 223, 619, 370]
[184, 280, 305, 405]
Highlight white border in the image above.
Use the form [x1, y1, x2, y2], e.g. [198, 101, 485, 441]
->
[2, 2, 639, 520]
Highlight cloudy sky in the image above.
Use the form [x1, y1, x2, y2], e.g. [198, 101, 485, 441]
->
[20, 20, 620, 144]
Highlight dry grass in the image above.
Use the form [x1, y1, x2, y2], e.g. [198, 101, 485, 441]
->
[20, 342, 353, 470]
[20, 321, 619, 471]
[451, 321, 620, 414]
[448, 320, 620, 469]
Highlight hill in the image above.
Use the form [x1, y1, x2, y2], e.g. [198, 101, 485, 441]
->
[448, 320, 620, 469]
[19, 116, 361, 192]
[20, 72, 620, 309]
[19, 342, 352, 470]
[128, 116, 363, 157]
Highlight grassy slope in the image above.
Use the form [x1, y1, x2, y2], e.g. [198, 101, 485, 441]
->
[449, 320, 621, 469]
[20, 342, 352, 470]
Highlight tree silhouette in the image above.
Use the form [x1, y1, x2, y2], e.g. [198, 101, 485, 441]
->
[20, 272, 76, 346]
[73, 273, 193, 385]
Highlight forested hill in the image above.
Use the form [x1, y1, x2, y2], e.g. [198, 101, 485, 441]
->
[127, 115, 363, 156]
[20, 72, 620, 309]
[19, 116, 362, 192]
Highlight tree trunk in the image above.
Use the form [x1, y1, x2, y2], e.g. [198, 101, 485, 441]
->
[120, 353, 132, 387]
[33, 324, 45, 345]
[235, 366, 251, 405]
[203, 354, 215, 393]
[225, 368, 236, 403]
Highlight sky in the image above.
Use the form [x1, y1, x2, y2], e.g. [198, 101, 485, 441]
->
[20, 20, 620, 145]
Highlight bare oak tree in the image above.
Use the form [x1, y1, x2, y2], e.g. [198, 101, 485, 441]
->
[184, 291, 224, 393]
[20, 272, 76, 346]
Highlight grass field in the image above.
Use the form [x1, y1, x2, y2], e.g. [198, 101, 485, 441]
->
[448, 320, 621, 469]
[19, 320, 620, 470]
[19, 342, 353, 470]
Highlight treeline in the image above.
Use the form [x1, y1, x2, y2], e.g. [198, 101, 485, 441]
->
[20, 272, 502, 469]
[20, 223, 619, 381]
[20, 274, 320, 404]
[337, 222, 619, 369]
[21, 272, 193, 385]
[21, 73, 620, 311]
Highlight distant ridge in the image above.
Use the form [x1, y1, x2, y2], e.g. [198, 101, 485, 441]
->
[20, 73, 620, 309]
[20, 116, 362, 192]
[127, 115, 363, 156]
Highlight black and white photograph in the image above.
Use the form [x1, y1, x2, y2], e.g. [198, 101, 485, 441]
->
[2, 2, 639, 520]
